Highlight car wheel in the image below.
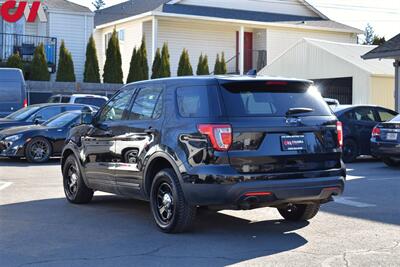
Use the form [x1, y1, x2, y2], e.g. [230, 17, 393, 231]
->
[150, 168, 196, 233]
[63, 154, 94, 204]
[342, 139, 358, 163]
[25, 137, 52, 163]
[278, 203, 320, 221]
[382, 157, 400, 168]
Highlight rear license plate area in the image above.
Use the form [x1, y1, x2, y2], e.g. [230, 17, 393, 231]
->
[281, 135, 307, 151]
[385, 132, 398, 141]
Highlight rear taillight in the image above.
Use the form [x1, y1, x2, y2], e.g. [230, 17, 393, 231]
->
[198, 124, 232, 151]
[372, 127, 381, 138]
[337, 121, 343, 147]
[23, 98, 28, 107]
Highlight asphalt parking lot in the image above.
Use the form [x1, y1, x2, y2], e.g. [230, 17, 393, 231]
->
[0, 158, 399, 267]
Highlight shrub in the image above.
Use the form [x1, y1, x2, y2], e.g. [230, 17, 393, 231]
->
[139, 35, 149, 80]
[126, 47, 139, 83]
[103, 29, 123, 84]
[177, 49, 193, 76]
[160, 43, 171, 78]
[151, 48, 162, 79]
[30, 43, 50, 81]
[56, 40, 76, 82]
[7, 52, 23, 70]
[196, 53, 209, 75]
[220, 52, 227, 74]
[84, 35, 100, 83]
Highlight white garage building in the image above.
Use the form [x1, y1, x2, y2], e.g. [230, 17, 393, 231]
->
[260, 38, 395, 109]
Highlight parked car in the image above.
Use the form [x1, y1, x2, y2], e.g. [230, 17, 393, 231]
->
[48, 94, 108, 108]
[371, 114, 400, 167]
[334, 105, 398, 163]
[0, 109, 92, 163]
[0, 68, 27, 118]
[0, 103, 97, 131]
[61, 76, 345, 233]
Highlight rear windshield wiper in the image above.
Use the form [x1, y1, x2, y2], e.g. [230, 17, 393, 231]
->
[286, 107, 314, 117]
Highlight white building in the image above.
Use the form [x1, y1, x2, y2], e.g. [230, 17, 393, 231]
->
[260, 38, 395, 109]
[0, 0, 94, 81]
[94, 0, 362, 82]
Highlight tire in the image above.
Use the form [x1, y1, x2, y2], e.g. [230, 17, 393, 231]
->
[278, 203, 320, 222]
[342, 139, 359, 163]
[25, 137, 52, 163]
[382, 157, 400, 168]
[62, 154, 94, 204]
[150, 168, 196, 233]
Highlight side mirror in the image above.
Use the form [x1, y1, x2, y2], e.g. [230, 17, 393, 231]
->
[34, 115, 43, 125]
[81, 112, 94, 125]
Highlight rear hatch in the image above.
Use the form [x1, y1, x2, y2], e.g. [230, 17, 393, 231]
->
[218, 80, 342, 176]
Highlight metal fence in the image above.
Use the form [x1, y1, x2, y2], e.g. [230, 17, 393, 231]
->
[223, 49, 267, 74]
[0, 33, 57, 72]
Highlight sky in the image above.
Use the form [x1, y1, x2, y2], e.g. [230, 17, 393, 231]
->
[70, 0, 400, 39]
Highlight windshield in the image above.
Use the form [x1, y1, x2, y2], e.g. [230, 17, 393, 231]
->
[220, 81, 332, 117]
[44, 112, 80, 128]
[74, 97, 107, 108]
[5, 106, 40, 121]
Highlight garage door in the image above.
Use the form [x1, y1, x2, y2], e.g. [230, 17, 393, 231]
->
[313, 77, 353, 104]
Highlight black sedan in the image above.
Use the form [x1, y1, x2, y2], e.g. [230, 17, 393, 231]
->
[0, 110, 88, 163]
[0, 103, 96, 131]
[371, 115, 400, 167]
[334, 105, 398, 163]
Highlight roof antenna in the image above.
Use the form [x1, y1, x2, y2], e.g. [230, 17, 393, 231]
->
[246, 69, 257, 76]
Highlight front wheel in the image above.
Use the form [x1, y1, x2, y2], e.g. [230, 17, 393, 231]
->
[278, 203, 320, 222]
[150, 169, 196, 233]
[382, 157, 400, 168]
[25, 137, 52, 163]
[63, 155, 94, 204]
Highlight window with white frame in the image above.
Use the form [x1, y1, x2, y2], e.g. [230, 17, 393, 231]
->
[104, 29, 125, 51]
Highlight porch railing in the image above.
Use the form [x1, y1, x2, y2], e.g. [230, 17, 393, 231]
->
[0, 33, 57, 73]
[221, 49, 267, 75]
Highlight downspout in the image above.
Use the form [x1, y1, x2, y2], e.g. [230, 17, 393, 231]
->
[395, 59, 400, 112]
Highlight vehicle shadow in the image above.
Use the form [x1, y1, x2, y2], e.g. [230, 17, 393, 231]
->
[0, 196, 308, 266]
[0, 157, 60, 167]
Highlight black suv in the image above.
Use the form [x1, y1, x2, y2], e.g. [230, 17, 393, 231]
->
[61, 76, 346, 233]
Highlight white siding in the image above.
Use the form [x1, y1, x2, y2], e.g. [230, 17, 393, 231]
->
[25, 21, 47, 36]
[267, 27, 357, 63]
[260, 40, 371, 105]
[95, 19, 145, 82]
[177, 0, 319, 17]
[145, 19, 238, 76]
[48, 12, 94, 82]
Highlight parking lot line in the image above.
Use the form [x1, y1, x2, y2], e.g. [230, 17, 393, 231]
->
[0, 181, 12, 191]
[334, 197, 376, 208]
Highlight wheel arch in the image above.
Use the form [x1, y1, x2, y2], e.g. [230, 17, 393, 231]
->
[143, 152, 182, 199]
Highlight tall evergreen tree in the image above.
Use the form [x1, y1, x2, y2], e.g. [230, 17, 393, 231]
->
[103, 29, 123, 84]
[139, 35, 149, 80]
[7, 52, 23, 70]
[177, 49, 193, 76]
[126, 47, 139, 83]
[214, 53, 221, 75]
[196, 53, 209, 75]
[30, 43, 50, 81]
[160, 43, 171, 78]
[220, 52, 227, 75]
[84, 35, 100, 83]
[151, 48, 162, 79]
[56, 40, 76, 82]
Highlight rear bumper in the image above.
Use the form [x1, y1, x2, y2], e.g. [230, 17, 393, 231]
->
[183, 175, 345, 208]
[370, 141, 400, 158]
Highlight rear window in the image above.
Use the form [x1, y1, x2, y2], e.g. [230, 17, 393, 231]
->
[220, 81, 332, 117]
[0, 82, 22, 102]
[176, 86, 221, 118]
[74, 97, 107, 108]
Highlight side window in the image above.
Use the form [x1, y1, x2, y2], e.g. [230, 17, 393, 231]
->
[377, 108, 397, 122]
[128, 86, 163, 120]
[98, 89, 135, 123]
[31, 106, 62, 121]
[61, 96, 70, 103]
[343, 111, 354, 120]
[353, 107, 377, 122]
[177, 86, 214, 118]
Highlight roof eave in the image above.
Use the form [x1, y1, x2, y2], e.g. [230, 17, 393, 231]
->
[362, 51, 400, 60]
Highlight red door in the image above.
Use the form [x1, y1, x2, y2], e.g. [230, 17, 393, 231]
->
[236, 32, 253, 73]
